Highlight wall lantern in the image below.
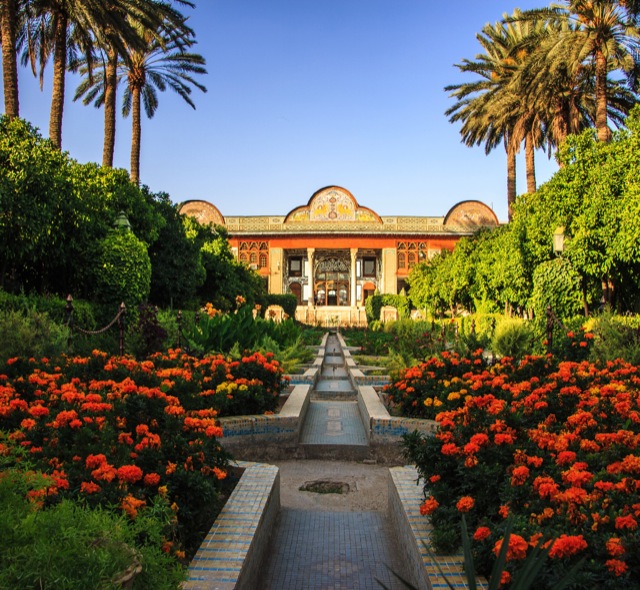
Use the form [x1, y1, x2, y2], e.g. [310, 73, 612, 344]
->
[114, 211, 132, 232]
[553, 226, 565, 255]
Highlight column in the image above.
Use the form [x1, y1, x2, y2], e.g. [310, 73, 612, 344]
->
[307, 247, 315, 307]
[350, 248, 357, 307]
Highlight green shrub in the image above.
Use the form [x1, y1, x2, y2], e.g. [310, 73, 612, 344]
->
[0, 309, 68, 364]
[491, 318, 535, 359]
[530, 258, 583, 322]
[0, 470, 186, 590]
[94, 230, 151, 313]
[0, 289, 96, 329]
[587, 311, 640, 364]
[264, 294, 297, 318]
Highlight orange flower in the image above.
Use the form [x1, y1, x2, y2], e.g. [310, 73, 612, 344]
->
[548, 535, 588, 559]
[116, 465, 143, 484]
[144, 472, 161, 487]
[510, 465, 529, 486]
[420, 497, 439, 516]
[121, 494, 146, 519]
[493, 534, 528, 561]
[213, 467, 227, 480]
[499, 571, 511, 587]
[473, 526, 491, 542]
[606, 537, 625, 557]
[606, 559, 628, 576]
[80, 481, 101, 494]
[499, 504, 510, 519]
[615, 515, 638, 530]
[456, 496, 475, 513]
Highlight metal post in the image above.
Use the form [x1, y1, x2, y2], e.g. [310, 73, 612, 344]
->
[177, 310, 182, 349]
[118, 302, 126, 356]
[65, 294, 74, 352]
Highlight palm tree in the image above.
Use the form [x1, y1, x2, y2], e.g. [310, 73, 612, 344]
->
[510, 1, 640, 142]
[446, 12, 548, 219]
[1, 0, 24, 118]
[72, 1, 193, 167]
[122, 22, 206, 183]
[20, 0, 178, 149]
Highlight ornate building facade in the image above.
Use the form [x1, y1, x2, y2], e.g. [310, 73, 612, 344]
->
[180, 186, 499, 324]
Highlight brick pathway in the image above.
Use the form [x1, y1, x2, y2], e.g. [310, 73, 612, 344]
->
[259, 510, 406, 590]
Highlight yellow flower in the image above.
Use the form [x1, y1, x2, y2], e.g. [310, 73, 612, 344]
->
[434, 399, 443, 407]
[447, 392, 461, 401]
[424, 398, 433, 407]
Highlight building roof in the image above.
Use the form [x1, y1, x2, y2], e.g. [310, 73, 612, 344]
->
[180, 186, 499, 236]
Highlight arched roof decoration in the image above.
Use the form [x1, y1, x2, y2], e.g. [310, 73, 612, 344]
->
[443, 200, 499, 231]
[284, 186, 382, 225]
[179, 200, 225, 226]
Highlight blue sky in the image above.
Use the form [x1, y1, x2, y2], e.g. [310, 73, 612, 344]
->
[8, 0, 555, 222]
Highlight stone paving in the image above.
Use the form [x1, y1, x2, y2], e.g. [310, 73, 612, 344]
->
[260, 510, 406, 590]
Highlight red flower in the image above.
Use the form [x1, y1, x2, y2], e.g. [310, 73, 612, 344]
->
[85, 454, 107, 469]
[606, 537, 625, 557]
[493, 534, 528, 561]
[606, 559, 628, 576]
[473, 526, 491, 542]
[456, 496, 475, 513]
[143, 472, 161, 487]
[511, 465, 530, 486]
[420, 497, 439, 515]
[615, 515, 638, 530]
[548, 535, 588, 559]
[116, 465, 144, 484]
[81, 481, 101, 494]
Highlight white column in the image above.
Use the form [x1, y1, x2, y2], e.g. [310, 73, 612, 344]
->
[307, 248, 315, 307]
[350, 248, 357, 307]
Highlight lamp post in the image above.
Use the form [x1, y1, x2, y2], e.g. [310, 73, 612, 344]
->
[114, 211, 132, 232]
[553, 226, 565, 255]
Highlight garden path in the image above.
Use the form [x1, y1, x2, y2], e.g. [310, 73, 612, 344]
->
[259, 333, 408, 589]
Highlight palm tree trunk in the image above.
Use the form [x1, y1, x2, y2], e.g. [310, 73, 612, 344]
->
[1, 0, 20, 118]
[49, 11, 68, 149]
[553, 96, 568, 166]
[506, 142, 517, 222]
[102, 49, 118, 167]
[595, 48, 611, 142]
[525, 131, 536, 193]
[130, 86, 142, 184]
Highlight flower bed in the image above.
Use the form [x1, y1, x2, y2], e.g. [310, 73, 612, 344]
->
[0, 349, 287, 562]
[401, 353, 640, 588]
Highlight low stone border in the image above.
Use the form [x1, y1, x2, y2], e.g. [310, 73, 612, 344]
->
[357, 385, 438, 444]
[185, 461, 280, 590]
[219, 383, 312, 446]
[388, 466, 488, 590]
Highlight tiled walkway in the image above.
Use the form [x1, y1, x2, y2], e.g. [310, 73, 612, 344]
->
[259, 334, 410, 589]
[260, 510, 406, 590]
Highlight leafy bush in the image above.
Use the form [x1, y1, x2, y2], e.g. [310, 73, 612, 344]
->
[0, 471, 185, 590]
[186, 304, 301, 355]
[530, 258, 584, 322]
[587, 311, 640, 364]
[364, 293, 411, 323]
[0, 289, 96, 329]
[94, 230, 151, 313]
[264, 294, 298, 318]
[491, 318, 534, 359]
[0, 309, 68, 364]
